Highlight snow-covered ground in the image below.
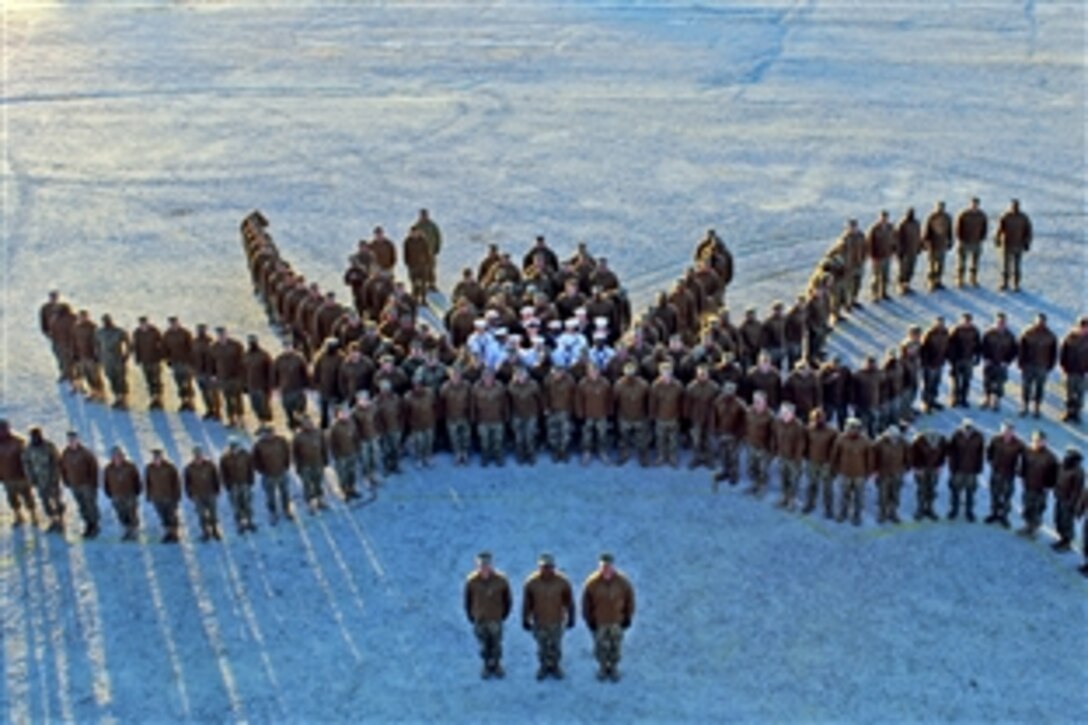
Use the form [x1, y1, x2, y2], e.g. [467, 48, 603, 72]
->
[2, 1, 1086, 721]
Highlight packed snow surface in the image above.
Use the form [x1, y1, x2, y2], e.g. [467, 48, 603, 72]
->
[2, 1, 1085, 721]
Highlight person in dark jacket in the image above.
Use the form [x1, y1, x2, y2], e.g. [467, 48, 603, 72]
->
[581, 552, 636, 683]
[522, 553, 575, 681]
[1059, 316, 1088, 424]
[145, 449, 182, 543]
[994, 198, 1032, 292]
[0, 420, 36, 528]
[60, 431, 100, 538]
[1017, 313, 1058, 419]
[184, 446, 221, 541]
[1051, 447, 1083, 553]
[980, 312, 1018, 411]
[464, 551, 512, 680]
[219, 436, 257, 534]
[1018, 430, 1058, 538]
[104, 446, 141, 540]
[946, 312, 981, 409]
[947, 419, 984, 521]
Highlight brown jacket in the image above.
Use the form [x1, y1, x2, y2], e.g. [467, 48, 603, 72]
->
[133, 325, 164, 366]
[783, 371, 822, 420]
[910, 432, 947, 470]
[873, 433, 909, 476]
[404, 388, 438, 432]
[806, 423, 838, 465]
[352, 404, 381, 441]
[683, 379, 719, 428]
[575, 376, 612, 420]
[712, 393, 747, 438]
[145, 460, 181, 502]
[831, 431, 872, 478]
[328, 417, 359, 459]
[649, 378, 684, 422]
[184, 459, 220, 499]
[522, 569, 575, 628]
[581, 570, 635, 629]
[0, 431, 26, 481]
[745, 407, 775, 452]
[996, 210, 1032, 253]
[613, 376, 649, 422]
[104, 459, 141, 499]
[163, 326, 194, 367]
[471, 381, 508, 425]
[273, 349, 311, 391]
[986, 433, 1024, 478]
[773, 417, 807, 461]
[544, 370, 577, 415]
[219, 448, 254, 488]
[1020, 446, 1058, 491]
[253, 434, 291, 476]
[293, 428, 328, 469]
[508, 378, 542, 419]
[464, 570, 512, 624]
[440, 379, 472, 423]
[948, 428, 985, 475]
[1018, 323, 1058, 370]
[211, 338, 245, 382]
[60, 444, 99, 489]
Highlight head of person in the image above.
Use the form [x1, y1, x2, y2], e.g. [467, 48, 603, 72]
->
[1031, 430, 1047, 451]
[599, 552, 615, 579]
[476, 551, 493, 577]
[66, 430, 80, 448]
[538, 552, 556, 576]
[110, 446, 124, 464]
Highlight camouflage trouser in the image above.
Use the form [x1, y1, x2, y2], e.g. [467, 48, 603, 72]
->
[357, 439, 382, 480]
[532, 624, 564, 671]
[592, 624, 625, 671]
[546, 412, 571, 458]
[717, 435, 740, 483]
[689, 425, 711, 466]
[281, 389, 306, 426]
[1055, 498, 1077, 543]
[922, 367, 942, 408]
[152, 499, 179, 532]
[222, 380, 245, 420]
[914, 469, 939, 517]
[832, 279, 850, 317]
[51, 342, 74, 380]
[77, 359, 104, 394]
[787, 343, 804, 372]
[477, 423, 505, 465]
[949, 473, 977, 515]
[779, 458, 803, 505]
[110, 494, 139, 534]
[170, 362, 195, 404]
[298, 465, 325, 503]
[1001, 249, 1022, 287]
[899, 383, 918, 420]
[227, 485, 254, 527]
[927, 250, 946, 287]
[103, 361, 128, 397]
[983, 362, 1008, 399]
[1020, 366, 1047, 407]
[142, 363, 164, 399]
[989, 473, 1014, 520]
[3, 479, 35, 516]
[446, 420, 471, 458]
[581, 418, 609, 456]
[249, 389, 273, 422]
[653, 420, 679, 464]
[262, 474, 291, 516]
[870, 257, 891, 299]
[838, 476, 865, 523]
[857, 408, 878, 439]
[804, 461, 834, 515]
[898, 253, 917, 287]
[333, 456, 358, 495]
[765, 347, 785, 373]
[380, 432, 402, 473]
[877, 474, 903, 521]
[848, 268, 863, 305]
[1021, 488, 1047, 533]
[473, 621, 504, 666]
[950, 360, 973, 405]
[1065, 373, 1085, 418]
[409, 429, 434, 464]
[198, 375, 221, 417]
[30, 476, 64, 520]
[71, 485, 100, 527]
[193, 495, 219, 532]
[808, 324, 829, 361]
[747, 447, 770, 492]
[616, 419, 647, 463]
[511, 417, 538, 462]
[956, 242, 981, 283]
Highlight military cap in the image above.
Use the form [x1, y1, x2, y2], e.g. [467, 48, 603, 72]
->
[599, 552, 615, 564]
[538, 553, 555, 567]
[845, 417, 862, 429]
[961, 418, 974, 429]
[66, 430, 79, 438]
[138, 315, 148, 323]
[227, 435, 242, 448]
[1065, 445, 1079, 457]
[215, 325, 226, 333]
[379, 354, 394, 364]
[167, 315, 178, 323]
[110, 445, 124, 456]
[192, 445, 203, 455]
[247, 333, 258, 342]
[623, 360, 638, 373]
[1032, 429, 1046, 441]
[722, 381, 737, 394]
[594, 316, 609, 329]
[477, 551, 492, 563]
[151, 447, 164, 456]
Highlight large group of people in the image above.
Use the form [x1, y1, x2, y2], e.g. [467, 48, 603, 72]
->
[5, 201, 1086, 583]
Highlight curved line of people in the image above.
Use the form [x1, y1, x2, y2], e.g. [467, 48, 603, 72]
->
[14, 204, 1088, 577]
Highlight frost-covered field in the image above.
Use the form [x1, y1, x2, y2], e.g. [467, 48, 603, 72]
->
[2, 1, 1086, 722]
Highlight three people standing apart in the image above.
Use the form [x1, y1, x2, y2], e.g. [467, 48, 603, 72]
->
[467, 551, 636, 683]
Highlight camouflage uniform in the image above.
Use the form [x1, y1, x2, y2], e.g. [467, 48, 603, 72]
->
[22, 437, 63, 528]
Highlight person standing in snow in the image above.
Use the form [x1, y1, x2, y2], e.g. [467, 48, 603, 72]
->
[581, 553, 635, 683]
[522, 553, 575, 681]
[994, 198, 1032, 292]
[954, 196, 987, 288]
[411, 209, 442, 293]
[464, 551, 512, 680]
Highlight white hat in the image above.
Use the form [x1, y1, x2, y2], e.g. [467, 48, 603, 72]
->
[564, 318, 579, 329]
[594, 316, 609, 328]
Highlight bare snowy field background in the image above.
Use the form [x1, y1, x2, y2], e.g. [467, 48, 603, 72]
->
[2, 1, 1086, 722]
